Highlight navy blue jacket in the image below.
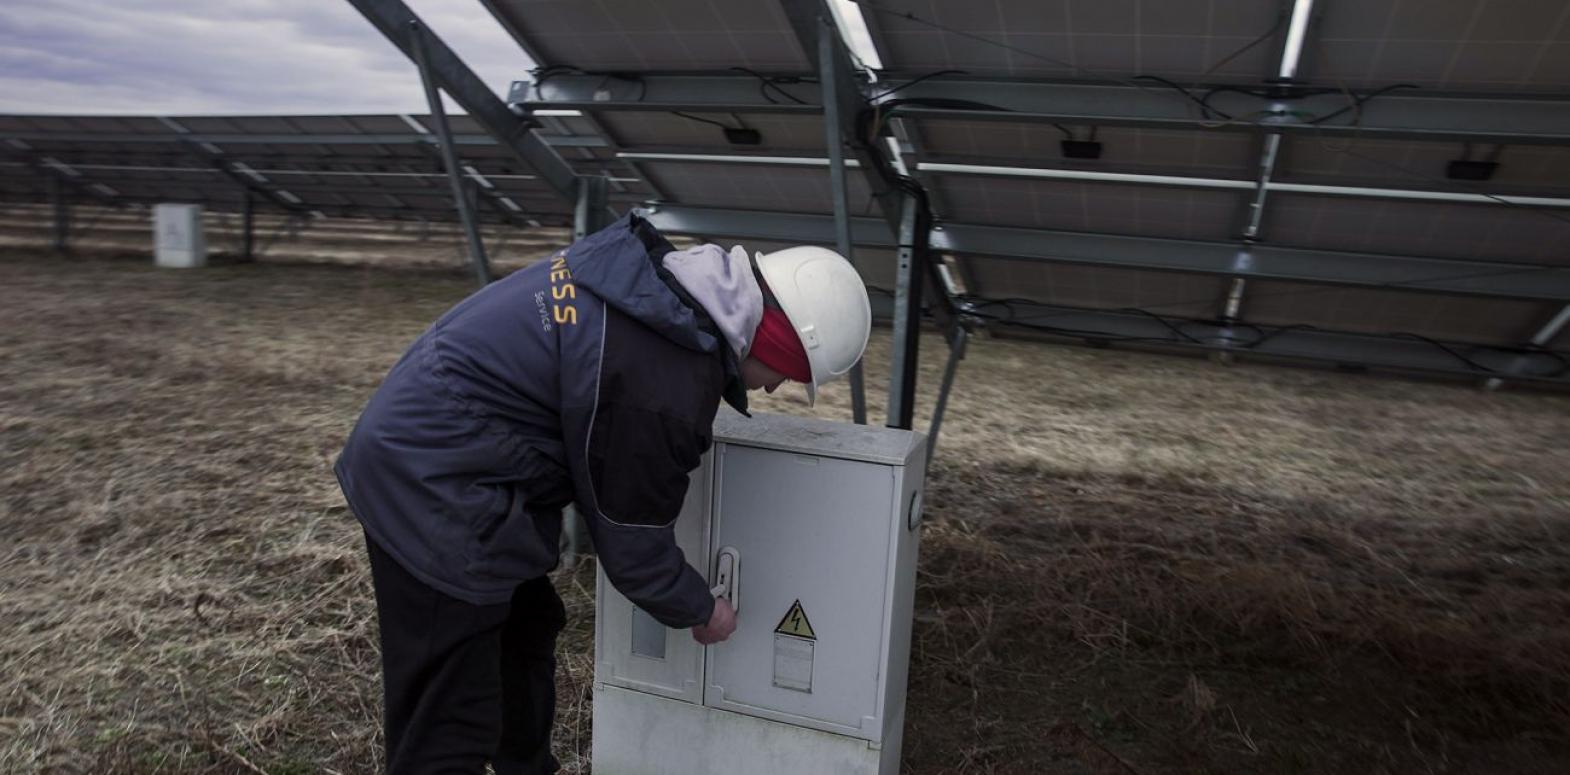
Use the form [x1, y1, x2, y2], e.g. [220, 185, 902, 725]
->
[336, 214, 743, 628]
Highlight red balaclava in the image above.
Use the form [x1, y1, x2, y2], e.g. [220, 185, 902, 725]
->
[749, 308, 812, 383]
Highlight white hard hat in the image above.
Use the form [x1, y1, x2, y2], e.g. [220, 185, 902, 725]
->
[752, 246, 871, 406]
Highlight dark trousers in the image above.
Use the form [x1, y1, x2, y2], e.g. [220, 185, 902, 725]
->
[366, 534, 566, 774]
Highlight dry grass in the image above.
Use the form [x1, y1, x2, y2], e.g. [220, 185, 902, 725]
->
[3, 236, 1570, 774]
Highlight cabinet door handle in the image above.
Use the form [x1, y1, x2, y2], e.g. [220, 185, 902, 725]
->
[710, 546, 740, 613]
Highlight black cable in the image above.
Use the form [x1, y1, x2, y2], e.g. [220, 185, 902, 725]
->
[1047, 256, 1570, 319]
[960, 301, 1181, 344]
[861, 97, 1010, 142]
[852, 1, 1073, 70]
[1114, 307, 1206, 344]
[670, 111, 740, 130]
[868, 69, 967, 101]
[1383, 332, 1498, 373]
[1238, 323, 1321, 350]
[957, 297, 1568, 376]
[1201, 11, 1288, 77]
[1132, 75, 1231, 120]
[1198, 84, 1339, 121]
[1053, 124, 1075, 140]
[874, 97, 1010, 113]
[1307, 83, 1420, 125]
[729, 67, 812, 105]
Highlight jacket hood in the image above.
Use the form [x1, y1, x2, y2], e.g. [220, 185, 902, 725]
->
[567, 212, 749, 416]
[661, 243, 764, 360]
[565, 212, 718, 355]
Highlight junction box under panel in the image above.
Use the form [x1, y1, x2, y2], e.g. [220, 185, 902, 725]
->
[153, 204, 206, 268]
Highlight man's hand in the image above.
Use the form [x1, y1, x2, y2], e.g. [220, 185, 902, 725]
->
[692, 597, 736, 645]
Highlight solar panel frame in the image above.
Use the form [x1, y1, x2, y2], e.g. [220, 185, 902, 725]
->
[1275, 136, 1570, 197]
[926, 172, 1241, 241]
[912, 118, 1261, 179]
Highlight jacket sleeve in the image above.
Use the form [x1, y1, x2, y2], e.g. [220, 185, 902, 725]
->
[564, 390, 717, 630]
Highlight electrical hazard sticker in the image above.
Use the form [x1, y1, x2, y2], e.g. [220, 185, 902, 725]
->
[774, 600, 816, 640]
[773, 600, 816, 693]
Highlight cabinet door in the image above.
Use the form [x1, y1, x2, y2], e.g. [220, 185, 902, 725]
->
[703, 443, 897, 741]
[594, 453, 711, 704]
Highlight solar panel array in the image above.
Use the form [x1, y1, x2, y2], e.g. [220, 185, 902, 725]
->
[485, 0, 1570, 361]
[4, 0, 1568, 379]
[0, 113, 635, 226]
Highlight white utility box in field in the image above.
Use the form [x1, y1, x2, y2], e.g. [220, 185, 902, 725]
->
[593, 410, 928, 775]
[153, 204, 206, 268]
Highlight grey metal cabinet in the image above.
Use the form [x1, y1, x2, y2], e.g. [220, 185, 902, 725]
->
[592, 410, 927, 775]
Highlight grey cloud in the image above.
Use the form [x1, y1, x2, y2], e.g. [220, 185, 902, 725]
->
[0, 0, 534, 115]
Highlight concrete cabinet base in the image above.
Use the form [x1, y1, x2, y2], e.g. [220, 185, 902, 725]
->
[592, 684, 899, 775]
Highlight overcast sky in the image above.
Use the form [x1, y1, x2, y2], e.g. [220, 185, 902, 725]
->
[0, 0, 533, 115]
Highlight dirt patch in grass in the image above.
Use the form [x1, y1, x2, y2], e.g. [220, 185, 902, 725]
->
[3, 247, 1570, 773]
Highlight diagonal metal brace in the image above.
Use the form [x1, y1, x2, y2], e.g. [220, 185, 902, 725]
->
[345, 0, 580, 204]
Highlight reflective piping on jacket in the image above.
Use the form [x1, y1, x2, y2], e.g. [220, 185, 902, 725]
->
[583, 300, 670, 529]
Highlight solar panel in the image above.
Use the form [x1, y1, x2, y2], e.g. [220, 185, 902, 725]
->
[862, 0, 1282, 81]
[13, 0, 1565, 384]
[1308, 0, 1570, 93]
[480, 0, 809, 71]
[0, 113, 613, 226]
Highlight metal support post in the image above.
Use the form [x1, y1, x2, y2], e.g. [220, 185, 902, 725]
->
[410, 20, 492, 287]
[49, 174, 69, 252]
[926, 325, 969, 468]
[1218, 0, 1311, 338]
[573, 175, 610, 240]
[887, 193, 926, 430]
[240, 190, 255, 261]
[818, 15, 867, 425]
[1484, 304, 1570, 390]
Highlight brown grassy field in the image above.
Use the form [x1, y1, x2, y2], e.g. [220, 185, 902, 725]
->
[4, 216, 1570, 774]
